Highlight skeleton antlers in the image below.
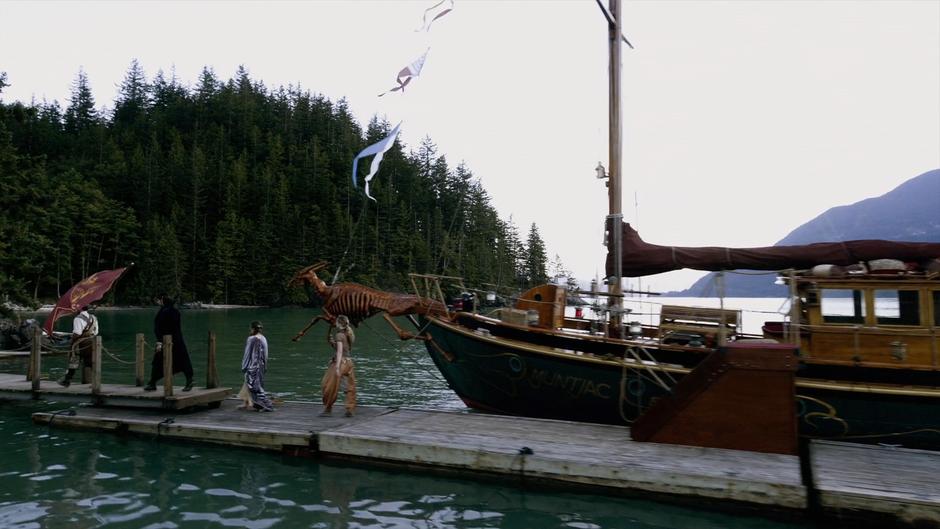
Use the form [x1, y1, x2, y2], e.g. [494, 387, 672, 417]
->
[288, 262, 448, 342]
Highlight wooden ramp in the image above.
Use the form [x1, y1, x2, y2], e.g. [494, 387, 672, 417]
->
[33, 399, 806, 512]
[811, 440, 940, 527]
[0, 373, 229, 409]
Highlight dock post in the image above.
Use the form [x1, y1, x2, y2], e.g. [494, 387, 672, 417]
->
[29, 326, 41, 390]
[91, 336, 102, 395]
[135, 333, 145, 386]
[163, 335, 174, 396]
[206, 331, 219, 389]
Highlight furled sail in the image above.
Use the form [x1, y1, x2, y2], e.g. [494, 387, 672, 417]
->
[605, 221, 940, 277]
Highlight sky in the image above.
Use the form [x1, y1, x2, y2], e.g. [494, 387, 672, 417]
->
[1, 0, 938, 292]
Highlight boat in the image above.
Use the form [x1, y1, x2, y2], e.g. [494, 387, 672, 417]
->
[0, 317, 71, 353]
[408, 0, 940, 450]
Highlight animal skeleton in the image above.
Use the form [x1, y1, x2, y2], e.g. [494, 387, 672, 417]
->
[288, 262, 448, 342]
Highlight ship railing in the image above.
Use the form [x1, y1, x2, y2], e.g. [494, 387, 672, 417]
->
[623, 344, 677, 392]
[409, 273, 467, 312]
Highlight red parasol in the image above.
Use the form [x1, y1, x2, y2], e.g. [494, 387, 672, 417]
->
[42, 267, 130, 335]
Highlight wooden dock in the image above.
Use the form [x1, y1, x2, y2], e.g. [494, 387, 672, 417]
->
[0, 349, 65, 360]
[0, 330, 228, 409]
[811, 440, 940, 527]
[30, 399, 940, 527]
[0, 373, 230, 409]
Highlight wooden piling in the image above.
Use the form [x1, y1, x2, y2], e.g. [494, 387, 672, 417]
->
[162, 335, 173, 396]
[91, 336, 102, 395]
[206, 332, 219, 389]
[135, 333, 145, 386]
[29, 327, 41, 390]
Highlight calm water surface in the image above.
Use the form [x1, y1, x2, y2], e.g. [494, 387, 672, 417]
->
[0, 306, 811, 528]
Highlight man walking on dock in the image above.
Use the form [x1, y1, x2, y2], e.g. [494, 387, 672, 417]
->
[321, 315, 357, 417]
[144, 294, 194, 391]
[241, 320, 274, 412]
[58, 305, 98, 387]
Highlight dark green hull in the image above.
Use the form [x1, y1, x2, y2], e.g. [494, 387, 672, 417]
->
[421, 316, 940, 450]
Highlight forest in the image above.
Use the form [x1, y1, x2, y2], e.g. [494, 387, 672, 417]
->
[0, 63, 552, 311]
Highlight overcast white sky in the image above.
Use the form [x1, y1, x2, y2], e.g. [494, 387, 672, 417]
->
[2, 1, 938, 291]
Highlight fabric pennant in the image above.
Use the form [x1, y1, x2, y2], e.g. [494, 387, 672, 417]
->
[352, 121, 403, 201]
[415, 0, 453, 32]
[379, 49, 430, 97]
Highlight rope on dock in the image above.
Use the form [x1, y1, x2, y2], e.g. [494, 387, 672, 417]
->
[46, 408, 76, 427]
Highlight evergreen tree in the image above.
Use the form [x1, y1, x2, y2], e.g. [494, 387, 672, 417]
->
[113, 59, 150, 127]
[64, 68, 97, 133]
[524, 223, 548, 286]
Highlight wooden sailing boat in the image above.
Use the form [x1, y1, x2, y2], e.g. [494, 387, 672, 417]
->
[408, 0, 940, 450]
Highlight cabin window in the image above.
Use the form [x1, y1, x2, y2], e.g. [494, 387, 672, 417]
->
[874, 289, 920, 326]
[820, 289, 866, 324]
[933, 291, 940, 326]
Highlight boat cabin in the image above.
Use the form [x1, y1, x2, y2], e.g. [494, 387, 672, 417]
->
[767, 271, 940, 370]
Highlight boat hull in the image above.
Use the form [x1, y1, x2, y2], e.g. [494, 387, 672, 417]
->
[421, 316, 940, 450]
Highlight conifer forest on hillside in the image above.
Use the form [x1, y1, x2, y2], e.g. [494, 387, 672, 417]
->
[0, 64, 551, 310]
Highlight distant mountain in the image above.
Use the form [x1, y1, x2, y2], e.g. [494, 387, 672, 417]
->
[668, 169, 940, 297]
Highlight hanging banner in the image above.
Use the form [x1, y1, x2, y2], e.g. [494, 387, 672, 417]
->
[415, 0, 453, 32]
[379, 48, 430, 97]
[352, 121, 403, 201]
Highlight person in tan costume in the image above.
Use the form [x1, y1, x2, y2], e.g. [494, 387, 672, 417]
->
[321, 315, 357, 417]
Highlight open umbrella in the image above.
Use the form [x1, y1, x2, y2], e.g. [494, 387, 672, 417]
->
[42, 266, 131, 335]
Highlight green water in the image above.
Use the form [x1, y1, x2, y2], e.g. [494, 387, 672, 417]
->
[0, 308, 811, 528]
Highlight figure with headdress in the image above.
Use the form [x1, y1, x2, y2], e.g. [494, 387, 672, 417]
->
[321, 315, 357, 417]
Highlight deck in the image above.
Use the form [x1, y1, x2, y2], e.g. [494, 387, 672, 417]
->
[0, 373, 229, 409]
[30, 399, 940, 527]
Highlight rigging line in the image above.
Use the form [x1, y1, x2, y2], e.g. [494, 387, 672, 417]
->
[433, 181, 469, 275]
[332, 197, 371, 285]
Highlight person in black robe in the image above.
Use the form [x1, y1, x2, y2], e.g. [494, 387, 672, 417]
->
[144, 294, 194, 391]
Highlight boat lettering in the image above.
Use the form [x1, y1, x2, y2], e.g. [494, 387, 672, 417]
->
[526, 368, 612, 400]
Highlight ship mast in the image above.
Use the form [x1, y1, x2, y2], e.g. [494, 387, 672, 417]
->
[605, 0, 624, 336]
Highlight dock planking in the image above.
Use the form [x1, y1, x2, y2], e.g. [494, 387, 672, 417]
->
[34, 399, 806, 511]
[318, 408, 807, 509]
[811, 440, 940, 526]
[30, 400, 940, 526]
[0, 350, 65, 360]
[0, 372, 229, 409]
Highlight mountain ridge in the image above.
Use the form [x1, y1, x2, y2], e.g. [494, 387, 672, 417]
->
[667, 168, 940, 297]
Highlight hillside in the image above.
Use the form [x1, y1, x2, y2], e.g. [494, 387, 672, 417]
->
[670, 168, 940, 297]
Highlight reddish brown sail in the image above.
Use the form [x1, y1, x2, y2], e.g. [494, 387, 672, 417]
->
[605, 220, 940, 277]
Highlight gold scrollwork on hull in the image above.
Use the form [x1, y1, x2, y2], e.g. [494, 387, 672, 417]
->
[797, 394, 849, 436]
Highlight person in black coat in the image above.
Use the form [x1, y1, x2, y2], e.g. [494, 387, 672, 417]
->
[144, 294, 194, 391]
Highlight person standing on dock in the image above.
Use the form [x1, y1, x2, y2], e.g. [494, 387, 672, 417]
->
[144, 294, 194, 391]
[241, 320, 274, 412]
[321, 315, 357, 417]
[58, 306, 98, 387]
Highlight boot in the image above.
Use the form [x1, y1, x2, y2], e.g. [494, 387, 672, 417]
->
[182, 377, 194, 392]
[58, 369, 75, 387]
[144, 378, 157, 391]
[81, 366, 93, 385]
